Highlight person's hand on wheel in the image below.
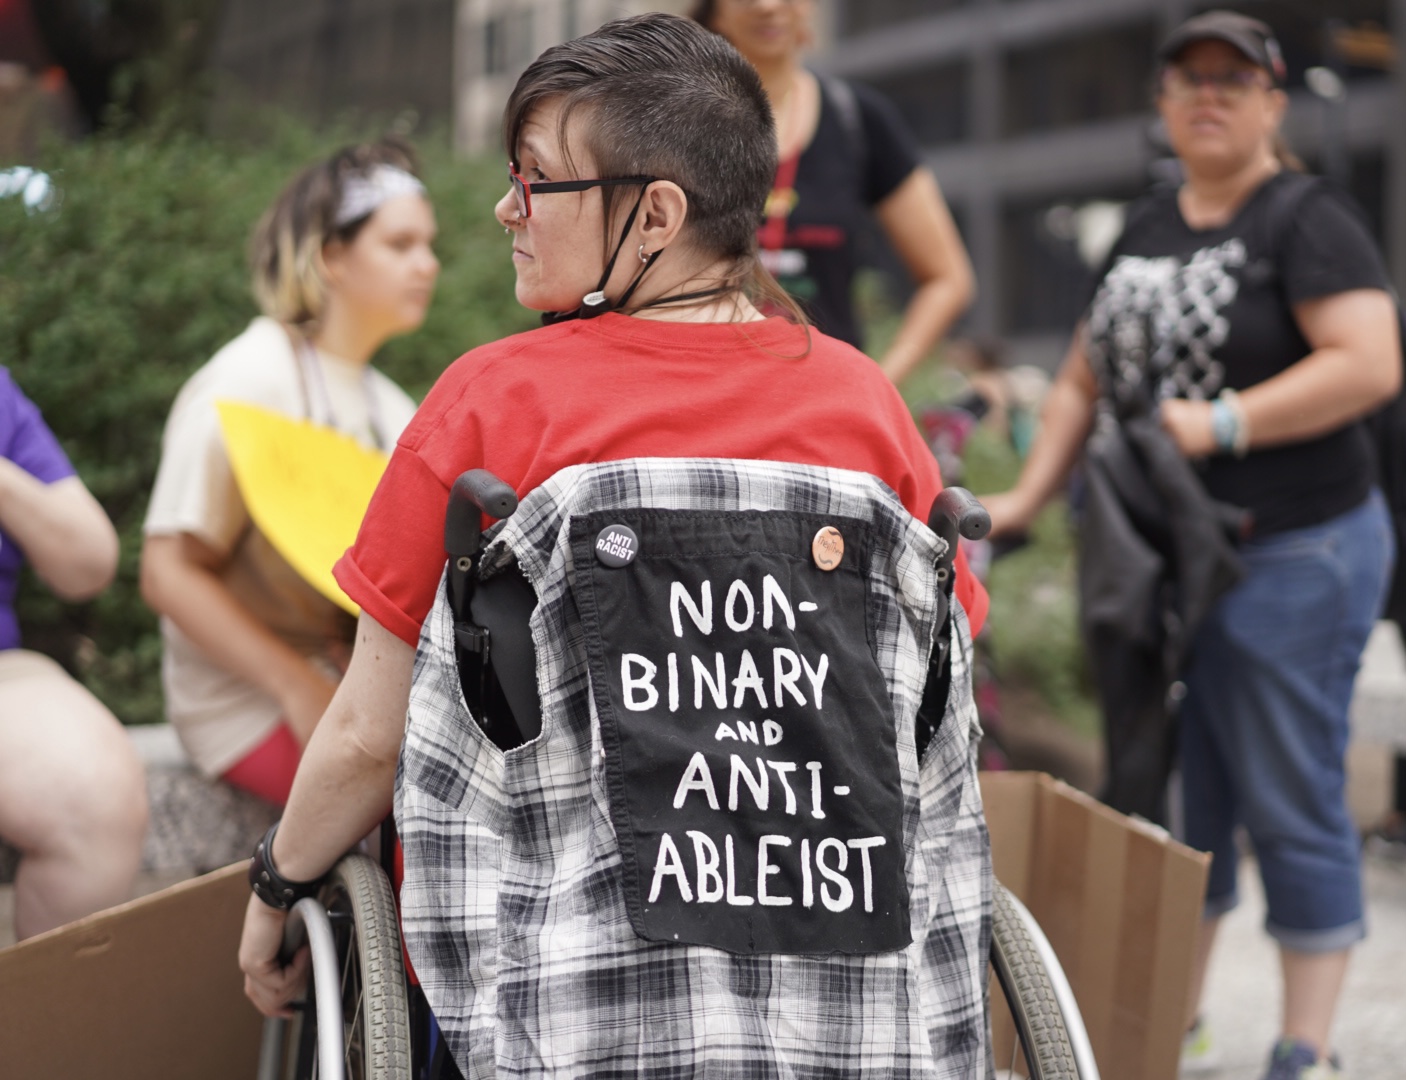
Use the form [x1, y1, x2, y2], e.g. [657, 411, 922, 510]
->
[239, 892, 308, 1018]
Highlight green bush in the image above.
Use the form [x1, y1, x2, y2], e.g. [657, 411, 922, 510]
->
[0, 118, 534, 724]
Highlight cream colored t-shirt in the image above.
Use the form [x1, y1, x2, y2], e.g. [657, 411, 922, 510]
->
[144, 316, 418, 776]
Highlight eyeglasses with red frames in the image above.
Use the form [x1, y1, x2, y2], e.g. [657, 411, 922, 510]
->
[507, 163, 656, 219]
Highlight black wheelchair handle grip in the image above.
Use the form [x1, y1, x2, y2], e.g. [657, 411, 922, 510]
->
[927, 487, 992, 550]
[445, 470, 519, 557]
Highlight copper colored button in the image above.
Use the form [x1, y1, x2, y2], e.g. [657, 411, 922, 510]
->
[811, 526, 844, 571]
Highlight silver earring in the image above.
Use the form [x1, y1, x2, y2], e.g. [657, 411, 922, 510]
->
[639, 244, 650, 264]
[504, 227, 511, 235]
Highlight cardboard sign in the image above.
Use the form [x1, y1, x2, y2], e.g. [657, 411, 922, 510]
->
[983, 772, 1211, 1080]
[572, 509, 910, 955]
[0, 863, 263, 1080]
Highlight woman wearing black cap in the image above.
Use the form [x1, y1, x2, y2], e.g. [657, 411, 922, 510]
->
[982, 12, 1399, 1080]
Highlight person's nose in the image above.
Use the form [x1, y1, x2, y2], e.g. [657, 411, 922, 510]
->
[495, 189, 521, 230]
[1191, 74, 1223, 105]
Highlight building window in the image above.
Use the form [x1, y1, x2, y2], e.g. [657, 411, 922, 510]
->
[483, 16, 506, 75]
[841, 0, 965, 38]
[1002, 23, 1157, 137]
[860, 63, 967, 147]
[482, 8, 534, 77]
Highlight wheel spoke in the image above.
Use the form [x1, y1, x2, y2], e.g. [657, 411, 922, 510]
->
[341, 930, 355, 995]
[345, 987, 365, 1077]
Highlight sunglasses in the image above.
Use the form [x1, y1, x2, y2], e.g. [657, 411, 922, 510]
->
[507, 163, 656, 220]
[1160, 66, 1271, 103]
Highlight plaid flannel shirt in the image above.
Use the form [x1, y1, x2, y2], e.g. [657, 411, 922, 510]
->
[396, 458, 992, 1078]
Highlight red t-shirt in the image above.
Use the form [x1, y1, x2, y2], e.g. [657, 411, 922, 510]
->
[335, 313, 987, 645]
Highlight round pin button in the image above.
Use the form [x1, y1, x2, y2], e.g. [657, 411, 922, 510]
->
[594, 523, 639, 567]
[811, 526, 844, 571]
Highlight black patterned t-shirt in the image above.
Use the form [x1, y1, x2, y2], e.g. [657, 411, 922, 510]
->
[1086, 172, 1392, 535]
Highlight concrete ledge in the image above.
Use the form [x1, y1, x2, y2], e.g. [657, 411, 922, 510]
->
[0, 725, 278, 885]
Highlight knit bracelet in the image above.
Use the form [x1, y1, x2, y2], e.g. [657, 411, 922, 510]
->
[1210, 398, 1237, 454]
[248, 822, 325, 911]
[1218, 388, 1251, 458]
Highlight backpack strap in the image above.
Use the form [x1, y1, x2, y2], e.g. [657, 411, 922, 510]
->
[1250, 171, 1325, 285]
[817, 74, 868, 175]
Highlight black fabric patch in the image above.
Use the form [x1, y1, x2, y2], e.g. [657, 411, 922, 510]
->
[570, 508, 910, 955]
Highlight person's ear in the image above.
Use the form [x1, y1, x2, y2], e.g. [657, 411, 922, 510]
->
[320, 238, 346, 288]
[1265, 87, 1288, 131]
[636, 181, 690, 256]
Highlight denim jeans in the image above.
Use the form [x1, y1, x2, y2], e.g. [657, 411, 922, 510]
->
[1177, 490, 1394, 951]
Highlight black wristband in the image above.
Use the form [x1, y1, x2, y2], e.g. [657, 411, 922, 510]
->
[248, 822, 325, 911]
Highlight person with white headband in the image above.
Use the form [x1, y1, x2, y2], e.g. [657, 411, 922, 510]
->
[140, 138, 439, 806]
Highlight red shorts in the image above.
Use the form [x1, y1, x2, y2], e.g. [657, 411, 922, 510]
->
[222, 723, 302, 806]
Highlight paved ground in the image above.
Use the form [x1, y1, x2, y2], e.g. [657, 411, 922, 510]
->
[1193, 849, 1406, 1080]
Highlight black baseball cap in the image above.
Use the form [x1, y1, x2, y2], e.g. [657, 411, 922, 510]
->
[1157, 10, 1287, 86]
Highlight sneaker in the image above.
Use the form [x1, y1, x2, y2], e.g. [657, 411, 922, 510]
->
[1180, 1017, 1220, 1074]
[1262, 1038, 1343, 1080]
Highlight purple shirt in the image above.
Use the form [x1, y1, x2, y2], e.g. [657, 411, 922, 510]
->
[0, 368, 77, 650]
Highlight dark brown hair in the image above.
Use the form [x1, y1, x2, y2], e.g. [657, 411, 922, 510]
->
[249, 136, 421, 328]
[503, 13, 805, 327]
[688, 0, 719, 28]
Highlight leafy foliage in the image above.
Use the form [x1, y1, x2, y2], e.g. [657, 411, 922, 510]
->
[0, 117, 533, 723]
[904, 366, 1097, 740]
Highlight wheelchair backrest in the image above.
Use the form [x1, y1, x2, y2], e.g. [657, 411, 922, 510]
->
[396, 457, 990, 1078]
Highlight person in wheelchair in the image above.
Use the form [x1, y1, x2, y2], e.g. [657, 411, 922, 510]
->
[240, 13, 992, 1076]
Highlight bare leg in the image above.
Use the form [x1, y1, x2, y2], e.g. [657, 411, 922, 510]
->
[1184, 914, 1222, 1032]
[0, 652, 147, 940]
[1280, 946, 1350, 1060]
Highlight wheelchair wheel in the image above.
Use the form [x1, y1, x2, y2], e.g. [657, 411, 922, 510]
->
[990, 881, 1097, 1080]
[282, 853, 412, 1080]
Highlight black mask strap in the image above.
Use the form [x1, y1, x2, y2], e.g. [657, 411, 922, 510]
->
[612, 249, 664, 312]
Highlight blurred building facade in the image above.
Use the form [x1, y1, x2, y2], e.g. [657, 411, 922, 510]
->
[211, 0, 457, 129]
[817, 0, 1406, 368]
[207, 0, 1406, 372]
[453, 0, 690, 152]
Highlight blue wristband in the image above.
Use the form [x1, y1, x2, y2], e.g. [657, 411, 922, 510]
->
[1210, 398, 1238, 453]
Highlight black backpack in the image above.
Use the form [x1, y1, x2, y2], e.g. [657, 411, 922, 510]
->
[1257, 172, 1406, 623]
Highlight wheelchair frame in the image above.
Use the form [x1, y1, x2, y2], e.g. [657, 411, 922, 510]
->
[257, 851, 413, 1080]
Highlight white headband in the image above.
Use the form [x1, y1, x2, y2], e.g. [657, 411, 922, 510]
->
[334, 164, 426, 228]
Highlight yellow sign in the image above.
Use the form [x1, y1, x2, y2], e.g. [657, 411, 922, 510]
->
[216, 401, 390, 615]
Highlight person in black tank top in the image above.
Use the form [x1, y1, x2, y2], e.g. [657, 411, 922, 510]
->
[690, 0, 974, 385]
